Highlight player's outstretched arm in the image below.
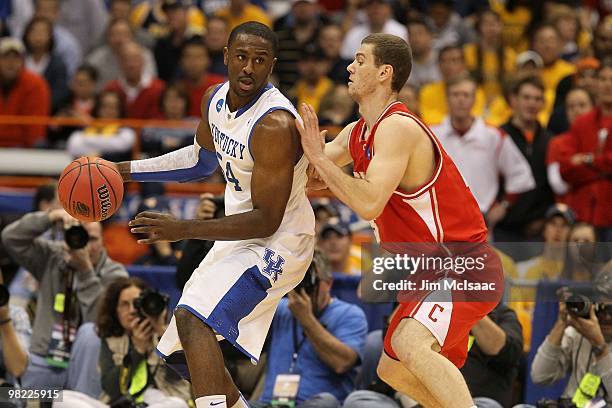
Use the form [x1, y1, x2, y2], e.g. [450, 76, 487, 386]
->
[297, 103, 411, 221]
[115, 85, 220, 183]
[129, 110, 298, 243]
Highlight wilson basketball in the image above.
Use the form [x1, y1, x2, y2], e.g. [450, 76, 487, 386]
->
[58, 157, 124, 222]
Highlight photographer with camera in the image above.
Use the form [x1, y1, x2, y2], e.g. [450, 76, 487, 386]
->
[0, 208, 128, 391]
[530, 269, 612, 406]
[58, 277, 190, 408]
[253, 250, 368, 408]
[0, 267, 31, 402]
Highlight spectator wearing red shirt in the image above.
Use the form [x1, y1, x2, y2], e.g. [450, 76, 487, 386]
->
[178, 39, 225, 117]
[559, 60, 612, 241]
[104, 41, 165, 119]
[0, 37, 50, 147]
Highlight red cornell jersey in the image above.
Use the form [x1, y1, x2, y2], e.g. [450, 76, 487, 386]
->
[348, 102, 487, 243]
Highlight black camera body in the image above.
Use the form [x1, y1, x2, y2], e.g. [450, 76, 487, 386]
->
[536, 398, 576, 408]
[295, 262, 319, 297]
[64, 224, 89, 250]
[565, 293, 592, 318]
[0, 284, 9, 307]
[133, 288, 169, 319]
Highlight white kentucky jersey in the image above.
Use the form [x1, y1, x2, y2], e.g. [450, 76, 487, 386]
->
[207, 81, 314, 236]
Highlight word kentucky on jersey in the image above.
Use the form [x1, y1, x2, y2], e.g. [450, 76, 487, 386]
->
[211, 123, 246, 160]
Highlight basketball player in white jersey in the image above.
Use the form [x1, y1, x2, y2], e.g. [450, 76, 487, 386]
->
[116, 22, 315, 408]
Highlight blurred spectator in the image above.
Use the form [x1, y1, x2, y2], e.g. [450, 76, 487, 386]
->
[397, 83, 420, 116]
[105, 41, 165, 119]
[495, 75, 555, 243]
[141, 84, 196, 158]
[22, 16, 68, 111]
[433, 75, 535, 217]
[419, 44, 486, 125]
[130, 0, 205, 46]
[0, 267, 31, 389]
[204, 16, 229, 77]
[1, 208, 127, 390]
[549, 4, 590, 62]
[275, 0, 327, 93]
[289, 44, 333, 114]
[318, 218, 361, 276]
[549, 58, 599, 135]
[318, 84, 357, 127]
[426, 0, 475, 50]
[530, 269, 612, 405]
[460, 304, 524, 408]
[340, 0, 407, 61]
[0, 37, 50, 148]
[154, 1, 204, 82]
[108, 0, 153, 51]
[312, 200, 338, 237]
[86, 18, 157, 91]
[464, 10, 517, 105]
[254, 250, 367, 407]
[560, 221, 599, 282]
[33, 0, 81, 77]
[108, 0, 131, 20]
[66, 90, 136, 162]
[515, 204, 574, 282]
[532, 24, 577, 96]
[216, 0, 271, 32]
[1, 0, 33, 39]
[55, 0, 108, 55]
[60, 277, 190, 407]
[175, 193, 224, 291]
[178, 39, 225, 117]
[593, 19, 612, 61]
[319, 23, 351, 85]
[559, 60, 612, 242]
[547, 87, 595, 204]
[405, 18, 441, 89]
[489, 0, 531, 52]
[133, 198, 177, 267]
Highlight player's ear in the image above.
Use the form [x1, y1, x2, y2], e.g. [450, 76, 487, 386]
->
[269, 57, 277, 76]
[223, 47, 229, 66]
[380, 64, 393, 84]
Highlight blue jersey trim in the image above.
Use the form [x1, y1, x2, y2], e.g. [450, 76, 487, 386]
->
[131, 146, 218, 182]
[206, 83, 225, 116]
[234, 82, 273, 119]
[175, 303, 260, 363]
[247, 107, 298, 160]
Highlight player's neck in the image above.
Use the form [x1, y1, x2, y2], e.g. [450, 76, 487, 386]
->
[226, 86, 264, 112]
[358, 91, 397, 129]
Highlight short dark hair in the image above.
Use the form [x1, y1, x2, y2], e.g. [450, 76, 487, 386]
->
[33, 182, 57, 211]
[227, 21, 278, 57]
[446, 73, 477, 93]
[96, 277, 148, 338]
[406, 18, 431, 32]
[75, 64, 99, 82]
[438, 44, 464, 61]
[361, 33, 412, 93]
[510, 74, 545, 95]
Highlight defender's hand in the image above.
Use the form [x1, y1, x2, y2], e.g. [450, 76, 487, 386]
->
[296, 103, 327, 163]
[129, 211, 186, 244]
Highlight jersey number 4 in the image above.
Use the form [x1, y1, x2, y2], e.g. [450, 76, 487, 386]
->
[225, 162, 242, 191]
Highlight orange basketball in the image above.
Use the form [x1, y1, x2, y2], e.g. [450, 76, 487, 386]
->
[58, 157, 124, 222]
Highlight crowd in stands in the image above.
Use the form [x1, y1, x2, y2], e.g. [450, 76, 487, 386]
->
[0, 0, 611, 407]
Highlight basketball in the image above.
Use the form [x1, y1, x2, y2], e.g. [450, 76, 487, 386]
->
[58, 157, 124, 222]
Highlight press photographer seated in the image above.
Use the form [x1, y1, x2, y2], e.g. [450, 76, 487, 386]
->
[59, 277, 190, 407]
[530, 267, 612, 406]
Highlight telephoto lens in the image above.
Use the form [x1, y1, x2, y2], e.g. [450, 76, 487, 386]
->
[64, 224, 90, 249]
[133, 289, 169, 319]
[565, 293, 592, 318]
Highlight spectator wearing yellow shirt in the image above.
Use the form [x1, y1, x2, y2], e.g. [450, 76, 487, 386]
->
[489, 0, 532, 53]
[532, 24, 576, 93]
[130, 0, 205, 39]
[216, 0, 271, 32]
[288, 44, 333, 114]
[464, 10, 516, 105]
[419, 44, 486, 126]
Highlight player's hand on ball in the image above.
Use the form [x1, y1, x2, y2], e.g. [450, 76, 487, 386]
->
[129, 211, 185, 244]
[296, 103, 326, 162]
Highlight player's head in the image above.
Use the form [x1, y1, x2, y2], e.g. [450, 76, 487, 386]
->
[224, 22, 277, 98]
[346, 33, 412, 100]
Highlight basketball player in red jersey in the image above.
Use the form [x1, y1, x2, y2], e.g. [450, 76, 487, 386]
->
[296, 33, 503, 408]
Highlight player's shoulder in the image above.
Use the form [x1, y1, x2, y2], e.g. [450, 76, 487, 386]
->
[200, 82, 226, 118]
[254, 108, 297, 132]
[378, 111, 425, 135]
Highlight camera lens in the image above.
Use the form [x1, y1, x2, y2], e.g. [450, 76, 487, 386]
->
[565, 294, 591, 318]
[65, 225, 89, 250]
[134, 289, 168, 318]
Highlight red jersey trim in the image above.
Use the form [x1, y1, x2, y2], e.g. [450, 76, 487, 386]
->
[387, 112, 444, 199]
